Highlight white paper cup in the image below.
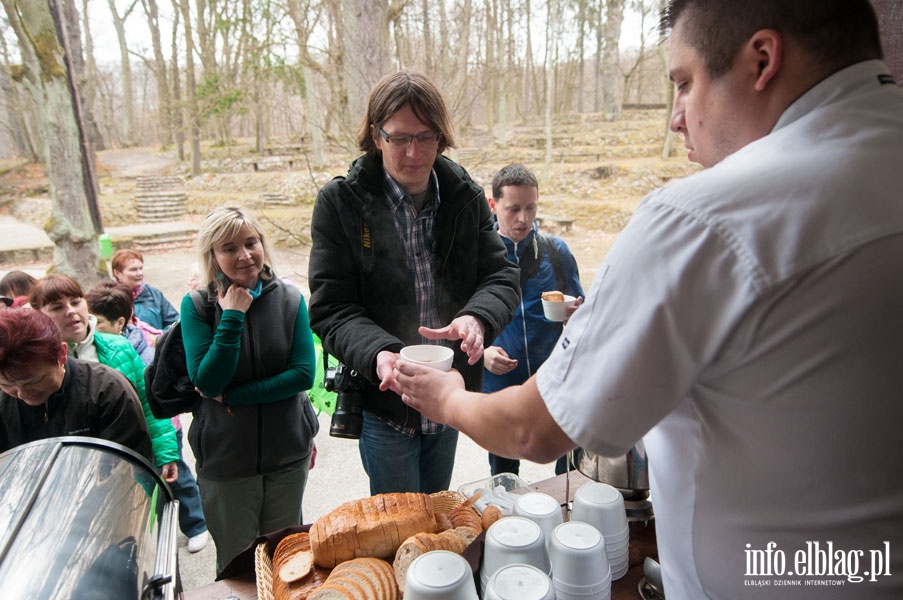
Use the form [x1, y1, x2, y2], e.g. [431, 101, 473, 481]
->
[401, 344, 454, 371]
[484, 564, 556, 600]
[405, 551, 479, 599]
[541, 294, 577, 322]
[570, 483, 628, 537]
[549, 521, 610, 590]
[481, 517, 551, 593]
[513, 492, 564, 550]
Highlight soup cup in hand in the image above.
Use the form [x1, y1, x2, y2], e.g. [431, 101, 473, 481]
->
[401, 345, 455, 371]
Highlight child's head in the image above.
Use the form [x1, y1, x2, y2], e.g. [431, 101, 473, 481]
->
[85, 282, 135, 335]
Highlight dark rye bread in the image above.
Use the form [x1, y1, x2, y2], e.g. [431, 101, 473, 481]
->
[310, 492, 437, 568]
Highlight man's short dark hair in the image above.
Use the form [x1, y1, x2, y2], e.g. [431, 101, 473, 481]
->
[492, 163, 539, 200]
[660, 0, 883, 78]
[357, 71, 456, 155]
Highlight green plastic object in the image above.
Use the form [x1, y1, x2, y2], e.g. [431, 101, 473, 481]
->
[98, 233, 112, 260]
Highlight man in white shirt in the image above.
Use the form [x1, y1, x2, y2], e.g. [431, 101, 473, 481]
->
[394, 1, 903, 598]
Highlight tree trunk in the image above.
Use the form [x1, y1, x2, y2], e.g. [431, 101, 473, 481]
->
[544, 0, 558, 165]
[0, 26, 37, 160]
[342, 0, 387, 130]
[872, 0, 903, 84]
[141, 0, 174, 149]
[74, 0, 105, 151]
[170, 6, 185, 162]
[2, 0, 106, 283]
[177, 0, 201, 175]
[601, 0, 625, 121]
[108, 0, 139, 146]
[576, 0, 587, 113]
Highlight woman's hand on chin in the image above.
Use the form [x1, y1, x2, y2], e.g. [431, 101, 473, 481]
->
[218, 284, 253, 313]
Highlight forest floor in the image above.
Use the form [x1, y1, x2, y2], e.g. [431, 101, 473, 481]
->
[0, 106, 699, 293]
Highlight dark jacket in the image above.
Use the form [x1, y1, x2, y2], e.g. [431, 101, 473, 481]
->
[308, 153, 520, 427]
[181, 276, 319, 480]
[0, 358, 154, 462]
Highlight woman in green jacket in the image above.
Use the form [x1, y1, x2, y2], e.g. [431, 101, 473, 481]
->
[29, 274, 178, 481]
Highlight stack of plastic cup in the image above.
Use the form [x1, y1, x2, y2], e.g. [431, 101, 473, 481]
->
[483, 564, 557, 600]
[569, 482, 630, 580]
[513, 492, 564, 551]
[549, 521, 611, 600]
[404, 551, 480, 599]
[481, 517, 551, 595]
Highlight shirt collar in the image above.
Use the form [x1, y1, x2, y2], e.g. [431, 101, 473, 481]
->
[774, 60, 893, 133]
[382, 168, 441, 212]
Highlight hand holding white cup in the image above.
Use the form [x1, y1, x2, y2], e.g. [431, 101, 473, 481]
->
[400, 345, 455, 371]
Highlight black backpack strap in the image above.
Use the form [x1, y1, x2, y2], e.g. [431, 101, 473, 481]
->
[188, 289, 216, 327]
[520, 234, 567, 292]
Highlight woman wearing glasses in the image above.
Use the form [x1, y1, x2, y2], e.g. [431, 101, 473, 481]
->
[308, 71, 519, 495]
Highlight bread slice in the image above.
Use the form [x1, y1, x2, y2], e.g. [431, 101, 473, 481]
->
[332, 558, 386, 599]
[450, 526, 480, 548]
[356, 557, 398, 600]
[308, 582, 356, 600]
[311, 493, 437, 568]
[272, 532, 331, 600]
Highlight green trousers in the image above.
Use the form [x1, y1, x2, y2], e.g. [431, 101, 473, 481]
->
[197, 457, 311, 574]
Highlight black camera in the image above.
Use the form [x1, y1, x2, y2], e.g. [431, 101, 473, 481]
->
[324, 361, 366, 439]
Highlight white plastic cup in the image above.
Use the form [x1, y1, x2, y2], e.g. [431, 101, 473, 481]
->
[400, 344, 455, 371]
[484, 564, 557, 600]
[513, 492, 564, 550]
[570, 482, 629, 538]
[541, 294, 577, 322]
[405, 551, 480, 599]
[549, 522, 610, 591]
[481, 517, 551, 594]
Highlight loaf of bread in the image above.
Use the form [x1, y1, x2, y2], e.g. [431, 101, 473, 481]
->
[392, 531, 468, 593]
[310, 493, 437, 568]
[272, 532, 331, 600]
[542, 290, 566, 302]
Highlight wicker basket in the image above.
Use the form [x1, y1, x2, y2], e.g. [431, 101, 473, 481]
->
[430, 490, 467, 513]
[255, 541, 276, 600]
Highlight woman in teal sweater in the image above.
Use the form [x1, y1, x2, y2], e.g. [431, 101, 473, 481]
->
[29, 275, 178, 480]
[181, 207, 318, 574]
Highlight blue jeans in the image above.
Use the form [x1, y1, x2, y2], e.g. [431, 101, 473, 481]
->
[170, 429, 207, 537]
[358, 411, 458, 495]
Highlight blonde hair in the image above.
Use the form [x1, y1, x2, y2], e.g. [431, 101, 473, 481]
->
[195, 207, 275, 292]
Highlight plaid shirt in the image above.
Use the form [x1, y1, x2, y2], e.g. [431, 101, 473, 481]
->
[383, 169, 450, 436]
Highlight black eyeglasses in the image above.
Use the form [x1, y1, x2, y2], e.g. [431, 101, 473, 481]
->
[378, 128, 442, 148]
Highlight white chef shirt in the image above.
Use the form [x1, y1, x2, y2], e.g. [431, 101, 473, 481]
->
[537, 60, 903, 599]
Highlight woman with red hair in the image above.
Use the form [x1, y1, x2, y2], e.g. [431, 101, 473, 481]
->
[0, 308, 153, 460]
[111, 249, 179, 331]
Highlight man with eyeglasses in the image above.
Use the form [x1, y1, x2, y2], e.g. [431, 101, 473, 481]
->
[308, 71, 519, 495]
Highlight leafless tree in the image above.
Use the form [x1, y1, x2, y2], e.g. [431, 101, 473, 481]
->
[2, 0, 105, 283]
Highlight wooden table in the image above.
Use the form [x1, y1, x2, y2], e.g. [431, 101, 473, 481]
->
[181, 472, 657, 599]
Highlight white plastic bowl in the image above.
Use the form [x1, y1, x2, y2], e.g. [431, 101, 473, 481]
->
[405, 551, 479, 599]
[400, 344, 455, 371]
